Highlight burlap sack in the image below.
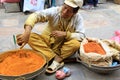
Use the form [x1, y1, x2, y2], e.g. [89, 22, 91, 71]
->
[79, 38, 113, 67]
[102, 39, 120, 61]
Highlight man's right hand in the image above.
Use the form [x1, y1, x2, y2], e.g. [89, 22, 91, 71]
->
[16, 33, 29, 47]
[16, 26, 32, 48]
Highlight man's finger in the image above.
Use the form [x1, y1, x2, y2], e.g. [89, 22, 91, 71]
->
[20, 43, 26, 49]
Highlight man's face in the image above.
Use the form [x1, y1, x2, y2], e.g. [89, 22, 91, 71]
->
[61, 4, 75, 18]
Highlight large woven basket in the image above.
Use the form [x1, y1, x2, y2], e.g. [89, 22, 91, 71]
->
[0, 49, 47, 80]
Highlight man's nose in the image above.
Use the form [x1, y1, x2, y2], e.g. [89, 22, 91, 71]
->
[63, 9, 68, 14]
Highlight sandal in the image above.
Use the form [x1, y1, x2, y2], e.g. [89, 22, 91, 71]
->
[46, 61, 64, 74]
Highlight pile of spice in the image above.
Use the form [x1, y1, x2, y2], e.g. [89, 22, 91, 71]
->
[0, 49, 45, 76]
[83, 41, 106, 55]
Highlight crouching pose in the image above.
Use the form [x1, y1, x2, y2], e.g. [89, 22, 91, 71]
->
[16, 0, 85, 74]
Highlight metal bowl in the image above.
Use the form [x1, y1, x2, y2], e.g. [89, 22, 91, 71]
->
[0, 49, 47, 80]
[77, 57, 120, 74]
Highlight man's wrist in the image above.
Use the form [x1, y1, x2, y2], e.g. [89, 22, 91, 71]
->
[65, 31, 71, 39]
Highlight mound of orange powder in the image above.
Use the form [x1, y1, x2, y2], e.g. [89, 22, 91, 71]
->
[0, 49, 46, 76]
[83, 42, 106, 55]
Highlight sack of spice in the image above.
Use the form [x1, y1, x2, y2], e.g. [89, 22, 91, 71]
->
[79, 38, 113, 67]
[102, 39, 120, 62]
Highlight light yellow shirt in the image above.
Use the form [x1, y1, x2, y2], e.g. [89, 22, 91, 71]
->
[24, 6, 85, 40]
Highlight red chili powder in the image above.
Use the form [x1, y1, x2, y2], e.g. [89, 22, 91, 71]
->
[0, 50, 45, 76]
[83, 42, 106, 55]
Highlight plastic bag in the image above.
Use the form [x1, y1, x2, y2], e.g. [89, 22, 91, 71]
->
[23, 0, 45, 12]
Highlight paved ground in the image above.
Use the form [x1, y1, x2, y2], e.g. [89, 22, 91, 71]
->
[0, 1, 120, 80]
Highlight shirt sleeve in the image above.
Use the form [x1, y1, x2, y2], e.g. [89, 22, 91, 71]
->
[67, 13, 85, 40]
[24, 7, 58, 29]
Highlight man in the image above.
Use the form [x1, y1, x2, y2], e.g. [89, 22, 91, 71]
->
[17, 0, 85, 74]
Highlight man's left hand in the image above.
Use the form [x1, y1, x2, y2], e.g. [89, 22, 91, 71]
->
[51, 30, 66, 38]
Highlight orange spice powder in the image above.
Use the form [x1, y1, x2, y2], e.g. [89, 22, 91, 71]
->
[0, 50, 45, 76]
[83, 42, 106, 55]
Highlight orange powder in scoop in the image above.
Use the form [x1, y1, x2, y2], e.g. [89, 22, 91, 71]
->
[83, 42, 106, 55]
[0, 50, 45, 76]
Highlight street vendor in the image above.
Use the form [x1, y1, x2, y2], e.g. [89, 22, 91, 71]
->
[16, 0, 85, 74]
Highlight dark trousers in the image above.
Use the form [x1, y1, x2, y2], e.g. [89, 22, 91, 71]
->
[19, 0, 24, 12]
[87, 0, 98, 6]
[83, 0, 88, 6]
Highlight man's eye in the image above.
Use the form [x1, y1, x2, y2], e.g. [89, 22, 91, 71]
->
[64, 6, 67, 9]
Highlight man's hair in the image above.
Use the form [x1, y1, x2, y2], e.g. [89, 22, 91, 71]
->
[73, 7, 79, 13]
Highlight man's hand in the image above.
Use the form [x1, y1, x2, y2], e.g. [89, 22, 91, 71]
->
[50, 30, 66, 38]
[16, 33, 30, 48]
[16, 26, 31, 48]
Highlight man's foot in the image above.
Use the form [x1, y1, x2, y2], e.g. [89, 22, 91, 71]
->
[46, 61, 64, 74]
[24, 11, 32, 15]
[82, 5, 94, 10]
[94, 4, 98, 7]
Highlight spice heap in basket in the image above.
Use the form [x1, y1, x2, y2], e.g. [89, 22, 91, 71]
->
[79, 38, 120, 67]
[83, 41, 106, 55]
[0, 49, 46, 76]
